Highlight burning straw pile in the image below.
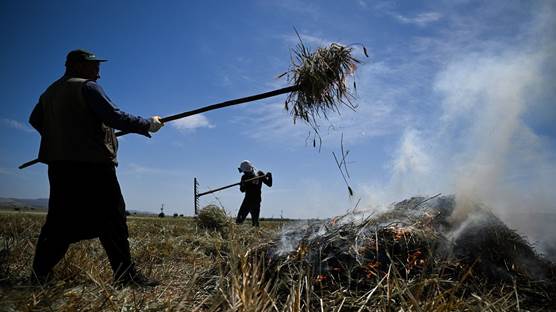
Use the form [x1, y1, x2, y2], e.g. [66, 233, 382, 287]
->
[213, 195, 555, 311]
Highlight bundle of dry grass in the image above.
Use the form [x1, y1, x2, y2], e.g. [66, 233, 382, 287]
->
[283, 40, 363, 130]
[196, 204, 229, 232]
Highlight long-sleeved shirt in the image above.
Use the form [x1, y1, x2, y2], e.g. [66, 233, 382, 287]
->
[240, 171, 273, 201]
[82, 81, 150, 136]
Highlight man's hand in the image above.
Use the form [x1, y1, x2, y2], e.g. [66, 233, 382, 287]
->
[149, 116, 164, 133]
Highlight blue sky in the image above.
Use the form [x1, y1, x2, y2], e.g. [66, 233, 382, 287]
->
[1, 1, 555, 226]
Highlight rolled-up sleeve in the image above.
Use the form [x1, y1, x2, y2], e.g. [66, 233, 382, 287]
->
[82, 81, 151, 136]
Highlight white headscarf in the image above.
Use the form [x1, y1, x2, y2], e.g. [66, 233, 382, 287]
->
[239, 160, 254, 173]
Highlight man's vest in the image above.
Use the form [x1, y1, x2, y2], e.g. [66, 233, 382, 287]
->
[37, 77, 118, 164]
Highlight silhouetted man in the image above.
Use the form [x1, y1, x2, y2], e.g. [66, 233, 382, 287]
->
[29, 49, 163, 286]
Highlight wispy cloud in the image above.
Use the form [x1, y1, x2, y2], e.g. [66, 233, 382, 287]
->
[171, 114, 214, 132]
[370, 1, 442, 27]
[370, 0, 442, 27]
[0, 168, 12, 175]
[1, 118, 33, 133]
[122, 163, 185, 176]
[356, 0, 368, 9]
[393, 12, 442, 27]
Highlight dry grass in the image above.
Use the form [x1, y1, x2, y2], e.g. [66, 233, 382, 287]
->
[283, 39, 361, 131]
[0, 212, 279, 311]
[1, 198, 555, 311]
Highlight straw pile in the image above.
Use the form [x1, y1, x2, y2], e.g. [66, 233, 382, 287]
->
[252, 195, 556, 310]
[196, 204, 229, 232]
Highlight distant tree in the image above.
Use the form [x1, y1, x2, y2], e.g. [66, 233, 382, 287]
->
[173, 213, 178, 218]
[179, 214, 184, 217]
[158, 212, 165, 218]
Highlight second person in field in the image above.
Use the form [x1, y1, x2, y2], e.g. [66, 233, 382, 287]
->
[235, 160, 272, 227]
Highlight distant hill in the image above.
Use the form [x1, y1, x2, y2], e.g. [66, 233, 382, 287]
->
[0, 197, 48, 209]
[0, 198, 154, 215]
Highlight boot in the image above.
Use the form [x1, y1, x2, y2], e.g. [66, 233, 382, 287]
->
[114, 269, 159, 287]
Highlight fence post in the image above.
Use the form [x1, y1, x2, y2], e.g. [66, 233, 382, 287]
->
[194, 177, 199, 215]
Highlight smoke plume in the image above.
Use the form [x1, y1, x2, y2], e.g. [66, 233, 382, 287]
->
[368, 2, 556, 258]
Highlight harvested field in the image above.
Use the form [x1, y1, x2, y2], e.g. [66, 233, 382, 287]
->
[0, 213, 280, 311]
[1, 197, 555, 311]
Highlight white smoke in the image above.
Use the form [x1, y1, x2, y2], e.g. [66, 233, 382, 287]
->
[434, 7, 556, 254]
[437, 51, 544, 221]
[359, 2, 556, 256]
[389, 129, 434, 199]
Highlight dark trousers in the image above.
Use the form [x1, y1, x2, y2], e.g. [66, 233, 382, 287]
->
[32, 162, 134, 280]
[32, 231, 133, 279]
[236, 197, 261, 227]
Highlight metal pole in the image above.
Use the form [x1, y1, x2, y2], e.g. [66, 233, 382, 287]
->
[194, 177, 199, 215]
